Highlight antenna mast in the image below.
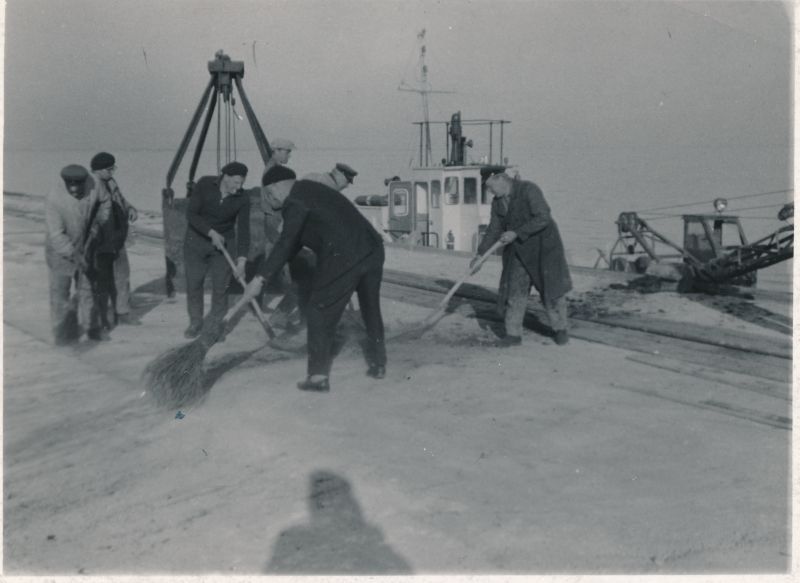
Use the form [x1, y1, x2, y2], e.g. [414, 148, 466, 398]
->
[398, 29, 454, 166]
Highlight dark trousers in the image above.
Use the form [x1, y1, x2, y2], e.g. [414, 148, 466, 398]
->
[88, 252, 116, 332]
[184, 231, 233, 327]
[306, 250, 386, 377]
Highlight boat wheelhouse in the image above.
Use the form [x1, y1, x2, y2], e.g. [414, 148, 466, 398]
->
[355, 111, 512, 253]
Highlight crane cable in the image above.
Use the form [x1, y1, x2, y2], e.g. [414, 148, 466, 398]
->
[637, 188, 793, 219]
[637, 188, 792, 213]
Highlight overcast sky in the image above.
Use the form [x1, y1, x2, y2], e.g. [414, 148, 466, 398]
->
[3, 0, 792, 157]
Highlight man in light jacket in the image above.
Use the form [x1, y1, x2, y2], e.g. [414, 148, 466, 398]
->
[45, 165, 96, 343]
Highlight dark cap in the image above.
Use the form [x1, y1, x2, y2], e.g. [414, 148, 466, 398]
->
[220, 161, 248, 178]
[61, 164, 89, 182]
[334, 163, 358, 183]
[262, 165, 297, 187]
[90, 152, 115, 171]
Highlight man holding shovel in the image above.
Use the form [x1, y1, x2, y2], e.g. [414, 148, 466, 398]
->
[471, 172, 572, 346]
[242, 172, 386, 393]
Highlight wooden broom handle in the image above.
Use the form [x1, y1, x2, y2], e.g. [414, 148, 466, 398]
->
[219, 245, 276, 339]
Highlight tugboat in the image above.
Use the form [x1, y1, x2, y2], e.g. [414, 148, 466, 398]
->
[355, 111, 511, 253]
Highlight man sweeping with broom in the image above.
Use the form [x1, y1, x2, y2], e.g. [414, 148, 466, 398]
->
[241, 166, 387, 393]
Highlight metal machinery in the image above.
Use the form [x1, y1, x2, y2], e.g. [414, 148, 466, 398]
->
[160, 51, 272, 296]
[606, 200, 794, 289]
[354, 111, 510, 252]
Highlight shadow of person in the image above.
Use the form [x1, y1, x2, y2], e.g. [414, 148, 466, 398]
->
[265, 470, 413, 575]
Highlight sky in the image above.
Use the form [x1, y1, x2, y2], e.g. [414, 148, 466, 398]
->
[3, 0, 792, 161]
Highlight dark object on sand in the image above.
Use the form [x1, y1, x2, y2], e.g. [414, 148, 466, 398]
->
[142, 294, 251, 409]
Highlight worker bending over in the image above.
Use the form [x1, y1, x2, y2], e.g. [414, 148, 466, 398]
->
[243, 173, 386, 392]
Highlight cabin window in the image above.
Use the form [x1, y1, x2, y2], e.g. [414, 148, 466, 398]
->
[445, 177, 459, 205]
[431, 180, 441, 208]
[464, 177, 477, 204]
[392, 188, 410, 217]
[415, 182, 429, 214]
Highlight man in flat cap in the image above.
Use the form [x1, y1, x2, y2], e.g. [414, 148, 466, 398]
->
[256, 165, 315, 333]
[183, 161, 251, 338]
[243, 174, 387, 393]
[304, 163, 358, 192]
[45, 164, 97, 344]
[261, 138, 295, 184]
[88, 151, 138, 328]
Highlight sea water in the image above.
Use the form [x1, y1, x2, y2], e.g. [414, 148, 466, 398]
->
[4, 143, 792, 287]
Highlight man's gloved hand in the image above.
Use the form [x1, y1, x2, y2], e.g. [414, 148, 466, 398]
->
[208, 229, 226, 251]
[233, 257, 247, 281]
[127, 206, 138, 223]
[73, 250, 89, 272]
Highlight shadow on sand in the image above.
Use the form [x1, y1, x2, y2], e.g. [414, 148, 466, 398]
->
[265, 470, 413, 574]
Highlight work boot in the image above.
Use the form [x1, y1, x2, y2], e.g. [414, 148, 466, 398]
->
[367, 364, 386, 379]
[184, 322, 202, 339]
[87, 328, 110, 342]
[297, 376, 330, 393]
[116, 313, 141, 326]
[495, 335, 522, 347]
[554, 329, 570, 345]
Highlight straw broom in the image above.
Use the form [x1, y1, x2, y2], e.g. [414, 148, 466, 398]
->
[142, 292, 254, 408]
[143, 244, 291, 408]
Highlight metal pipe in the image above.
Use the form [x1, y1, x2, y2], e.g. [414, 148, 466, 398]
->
[234, 76, 272, 165]
[165, 77, 214, 189]
[489, 122, 493, 164]
[189, 87, 219, 183]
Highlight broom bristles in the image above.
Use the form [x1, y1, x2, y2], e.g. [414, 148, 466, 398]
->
[142, 315, 227, 409]
[143, 340, 210, 408]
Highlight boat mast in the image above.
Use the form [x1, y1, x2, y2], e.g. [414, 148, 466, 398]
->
[398, 29, 454, 166]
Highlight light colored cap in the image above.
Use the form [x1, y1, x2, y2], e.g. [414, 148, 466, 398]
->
[272, 138, 295, 151]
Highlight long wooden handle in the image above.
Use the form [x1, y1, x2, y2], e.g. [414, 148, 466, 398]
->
[223, 292, 253, 322]
[219, 246, 276, 339]
[421, 239, 504, 326]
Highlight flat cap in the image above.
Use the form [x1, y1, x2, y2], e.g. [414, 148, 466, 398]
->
[220, 161, 248, 177]
[334, 163, 358, 182]
[61, 164, 89, 181]
[262, 165, 297, 187]
[271, 138, 295, 151]
[90, 152, 115, 171]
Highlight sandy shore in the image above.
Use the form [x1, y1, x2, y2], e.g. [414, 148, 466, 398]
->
[3, 194, 792, 575]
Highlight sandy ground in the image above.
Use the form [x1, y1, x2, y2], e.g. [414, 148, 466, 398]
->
[2, 196, 792, 576]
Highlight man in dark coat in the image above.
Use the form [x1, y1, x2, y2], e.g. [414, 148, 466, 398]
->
[473, 172, 573, 346]
[183, 161, 250, 338]
[243, 172, 387, 393]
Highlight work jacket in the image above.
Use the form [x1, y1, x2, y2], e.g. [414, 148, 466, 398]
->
[478, 179, 573, 307]
[45, 182, 94, 275]
[258, 179, 384, 306]
[88, 176, 134, 255]
[186, 175, 251, 259]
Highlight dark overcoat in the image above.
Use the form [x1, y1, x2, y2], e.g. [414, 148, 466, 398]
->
[258, 179, 384, 307]
[477, 179, 572, 308]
